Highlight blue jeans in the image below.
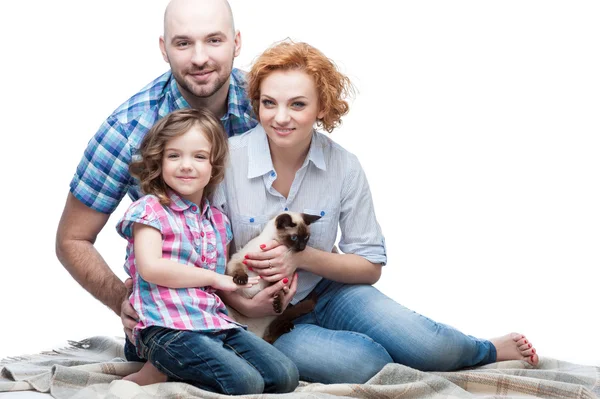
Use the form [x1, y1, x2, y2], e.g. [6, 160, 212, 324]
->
[273, 279, 496, 384]
[131, 326, 298, 395]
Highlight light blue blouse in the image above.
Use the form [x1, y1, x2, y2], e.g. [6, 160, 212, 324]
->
[212, 124, 387, 304]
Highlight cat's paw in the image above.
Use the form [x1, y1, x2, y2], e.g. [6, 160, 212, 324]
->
[232, 271, 248, 285]
[273, 292, 283, 314]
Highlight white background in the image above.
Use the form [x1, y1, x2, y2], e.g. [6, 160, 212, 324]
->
[0, 1, 598, 367]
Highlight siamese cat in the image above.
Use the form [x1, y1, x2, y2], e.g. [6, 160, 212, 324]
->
[226, 211, 321, 343]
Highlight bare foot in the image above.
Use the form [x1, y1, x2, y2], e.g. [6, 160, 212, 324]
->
[490, 333, 539, 366]
[122, 361, 168, 386]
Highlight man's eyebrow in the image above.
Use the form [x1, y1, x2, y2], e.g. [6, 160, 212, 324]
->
[170, 35, 190, 43]
[206, 31, 227, 37]
[171, 31, 228, 42]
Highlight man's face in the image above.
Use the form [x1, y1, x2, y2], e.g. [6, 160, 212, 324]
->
[160, 1, 241, 101]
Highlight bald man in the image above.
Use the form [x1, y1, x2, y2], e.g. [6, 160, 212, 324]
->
[56, 0, 258, 341]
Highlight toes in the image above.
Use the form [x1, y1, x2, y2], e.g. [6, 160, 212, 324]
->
[519, 342, 532, 351]
[516, 337, 529, 347]
[528, 353, 539, 366]
[511, 333, 525, 342]
[521, 347, 534, 357]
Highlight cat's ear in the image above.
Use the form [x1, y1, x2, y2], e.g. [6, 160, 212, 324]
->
[276, 213, 294, 230]
[302, 213, 322, 225]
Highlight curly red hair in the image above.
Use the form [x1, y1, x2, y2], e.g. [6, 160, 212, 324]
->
[247, 40, 354, 133]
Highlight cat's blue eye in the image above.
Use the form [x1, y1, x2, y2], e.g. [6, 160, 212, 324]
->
[291, 235, 298, 241]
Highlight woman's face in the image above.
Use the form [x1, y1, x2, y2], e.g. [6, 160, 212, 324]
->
[258, 70, 325, 152]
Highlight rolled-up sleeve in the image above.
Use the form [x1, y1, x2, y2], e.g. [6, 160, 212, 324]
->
[70, 116, 133, 214]
[338, 155, 387, 265]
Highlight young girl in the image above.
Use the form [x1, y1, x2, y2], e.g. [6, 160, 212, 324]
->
[214, 41, 539, 384]
[116, 108, 299, 394]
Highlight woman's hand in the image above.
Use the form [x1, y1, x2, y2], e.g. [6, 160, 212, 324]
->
[212, 273, 260, 292]
[243, 240, 299, 283]
[219, 274, 298, 317]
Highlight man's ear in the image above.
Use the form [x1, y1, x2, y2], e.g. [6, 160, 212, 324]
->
[302, 214, 321, 226]
[276, 213, 294, 230]
[233, 30, 242, 58]
[159, 36, 169, 63]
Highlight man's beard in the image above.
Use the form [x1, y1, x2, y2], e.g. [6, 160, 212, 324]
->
[173, 61, 233, 100]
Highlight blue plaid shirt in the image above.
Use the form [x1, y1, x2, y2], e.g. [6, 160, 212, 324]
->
[70, 69, 258, 214]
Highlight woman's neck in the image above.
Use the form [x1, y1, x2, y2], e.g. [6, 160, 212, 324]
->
[269, 141, 310, 175]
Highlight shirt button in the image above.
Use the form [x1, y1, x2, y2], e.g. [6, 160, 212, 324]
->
[191, 206, 198, 212]
[284, 207, 289, 211]
[200, 232, 205, 237]
[271, 171, 276, 177]
[249, 218, 255, 223]
[320, 211, 325, 216]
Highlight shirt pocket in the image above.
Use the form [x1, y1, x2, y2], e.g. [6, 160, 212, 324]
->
[229, 213, 272, 252]
[302, 208, 338, 250]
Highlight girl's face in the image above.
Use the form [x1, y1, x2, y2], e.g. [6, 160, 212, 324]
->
[161, 125, 213, 205]
[259, 70, 325, 153]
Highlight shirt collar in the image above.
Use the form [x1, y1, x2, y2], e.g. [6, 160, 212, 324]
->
[223, 70, 247, 120]
[167, 189, 210, 216]
[167, 73, 190, 110]
[247, 125, 327, 179]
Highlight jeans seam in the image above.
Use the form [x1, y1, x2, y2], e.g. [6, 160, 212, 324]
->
[148, 330, 186, 369]
[344, 330, 388, 354]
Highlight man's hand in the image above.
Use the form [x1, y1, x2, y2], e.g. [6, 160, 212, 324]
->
[121, 279, 138, 342]
[244, 240, 299, 283]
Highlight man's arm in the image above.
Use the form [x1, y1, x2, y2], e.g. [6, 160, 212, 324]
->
[55, 192, 126, 315]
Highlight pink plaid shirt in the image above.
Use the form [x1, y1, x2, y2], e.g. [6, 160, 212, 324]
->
[117, 191, 241, 347]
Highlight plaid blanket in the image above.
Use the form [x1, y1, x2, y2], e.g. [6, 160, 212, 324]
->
[1, 336, 598, 399]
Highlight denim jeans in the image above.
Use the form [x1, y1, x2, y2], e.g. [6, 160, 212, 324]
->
[131, 326, 298, 395]
[273, 279, 497, 384]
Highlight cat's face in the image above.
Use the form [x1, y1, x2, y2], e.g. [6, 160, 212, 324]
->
[275, 212, 321, 252]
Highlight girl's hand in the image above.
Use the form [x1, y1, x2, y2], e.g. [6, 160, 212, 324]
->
[243, 240, 299, 283]
[212, 274, 259, 292]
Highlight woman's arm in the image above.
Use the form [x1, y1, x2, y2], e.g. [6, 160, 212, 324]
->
[219, 275, 297, 317]
[299, 247, 382, 284]
[245, 242, 382, 285]
[134, 223, 257, 291]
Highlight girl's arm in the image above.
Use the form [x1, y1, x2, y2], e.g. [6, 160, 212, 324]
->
[134, 223, 256, 291]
